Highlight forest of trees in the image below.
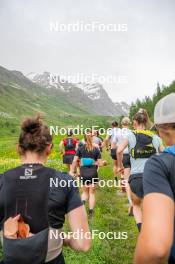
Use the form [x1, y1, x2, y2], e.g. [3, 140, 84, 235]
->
[130, 80, 175, 121]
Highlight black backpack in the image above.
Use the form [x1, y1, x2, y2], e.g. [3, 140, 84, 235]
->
[131, 130, 156, 159]
[64, 138, 75, 151]
[2, 165, 55, 264]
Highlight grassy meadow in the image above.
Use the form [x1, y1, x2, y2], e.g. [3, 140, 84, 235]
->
[0, 135, 137, 264]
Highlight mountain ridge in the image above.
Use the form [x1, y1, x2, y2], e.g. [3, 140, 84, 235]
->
[0, 65, 130, 127]
[27, 71, 130, 116]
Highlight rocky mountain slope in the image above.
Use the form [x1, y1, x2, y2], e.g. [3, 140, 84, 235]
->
[27, 71, 130, 116]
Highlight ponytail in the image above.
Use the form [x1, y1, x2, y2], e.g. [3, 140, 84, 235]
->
[134, 109, 150, 128]
[84, 134, 93, 152]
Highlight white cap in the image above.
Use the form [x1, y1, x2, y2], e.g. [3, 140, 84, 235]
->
[154, 93, 175, 124]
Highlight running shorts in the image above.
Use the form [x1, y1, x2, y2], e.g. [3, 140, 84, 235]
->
[80, 165, 98, 185]
[63, 154, 74, 164]
[111, 148, 117, 160]
[122, 154, 131, 169]
[128, 173, 143, 199]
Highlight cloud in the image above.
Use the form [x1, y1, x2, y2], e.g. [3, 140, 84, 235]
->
[0, 0, 175, 103]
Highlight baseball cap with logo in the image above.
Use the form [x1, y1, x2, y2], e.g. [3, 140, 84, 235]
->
[154, 93, 175, 125]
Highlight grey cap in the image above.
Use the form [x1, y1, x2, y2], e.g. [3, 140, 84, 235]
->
[154, 93, 175, 124]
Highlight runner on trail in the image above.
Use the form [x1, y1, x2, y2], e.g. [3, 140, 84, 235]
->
[59, 130, 78, 171]
[70, 132, 103, 217]
[117, 109, 163, 232]
[0, 116, 91, 264]
[120, 117, 133, 215]
[92, 130, 103, 152]
[134, 93, 175, 264]
[105, 121, 122, 183]
[75, 138, 84, 177]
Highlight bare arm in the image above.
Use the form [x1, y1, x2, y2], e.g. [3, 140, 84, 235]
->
[69, 156, 79, 176]
[97, 158, 105, 167]
[117, 139, 129, 170]
[75, 143, 78, 151]
[134, 193, 174, 264]
[103, 135, 111, 149]
[159, 144, 165, 153]
[64, 206, 91, 252]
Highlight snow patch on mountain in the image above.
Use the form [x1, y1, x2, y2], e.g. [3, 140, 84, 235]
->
[27, 72, 103, 100]
[76, 83, 101, 100]
[115, 102, 130, 115]
[26, 72, 130, 116]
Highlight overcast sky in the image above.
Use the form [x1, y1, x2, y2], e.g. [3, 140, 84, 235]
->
[0, 0, 175, 103]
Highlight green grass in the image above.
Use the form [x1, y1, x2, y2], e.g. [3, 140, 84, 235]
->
[0, 136, 137, 263]
[0, 114, 117, 138]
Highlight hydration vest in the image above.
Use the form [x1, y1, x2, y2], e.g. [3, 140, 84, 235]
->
[63, 138, 76, 152]
[131, 130, 156, 159]
[2, 165, 55, 264]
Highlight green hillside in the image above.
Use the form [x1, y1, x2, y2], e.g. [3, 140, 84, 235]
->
[0, 66, 89, 121]
[130, 81, 175, 120]
[0, 66, 118, 136]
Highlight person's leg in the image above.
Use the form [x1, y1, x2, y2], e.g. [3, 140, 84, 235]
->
[76, 163, 80, 177]
[113, 160, 118, 182]
[81, 185, 89, 204]
[70, 163, 76, 173]
[121, 172, 126, 193]
[124, 168, 132, 205]
[89, 185, 96, 216]
[131, 191, 142, 231]
[70, 155, 76, 173]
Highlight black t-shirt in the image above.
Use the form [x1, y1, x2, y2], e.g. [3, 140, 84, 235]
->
[76, 145, 101, 161]
[0, 165, 83, 230]
[143, 153, 175, 200]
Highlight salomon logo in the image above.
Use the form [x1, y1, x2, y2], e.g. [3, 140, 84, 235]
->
[25, 169, 33, 176]
[20, 169, 37, 180]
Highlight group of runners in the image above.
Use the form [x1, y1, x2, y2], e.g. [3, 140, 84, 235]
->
[0, 93, 175, 263]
